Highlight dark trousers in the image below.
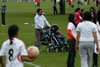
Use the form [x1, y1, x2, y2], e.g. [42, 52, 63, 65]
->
[53, 7, 58, 15]
[2, 13, 5, 25]
[93, 53, 98, 67]
[67, 39, 76, 67]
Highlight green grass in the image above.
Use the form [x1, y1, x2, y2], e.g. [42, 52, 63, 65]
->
[0, 0, 100, 67]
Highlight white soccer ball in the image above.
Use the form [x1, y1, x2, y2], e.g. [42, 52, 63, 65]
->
[27, 46, 40, 58]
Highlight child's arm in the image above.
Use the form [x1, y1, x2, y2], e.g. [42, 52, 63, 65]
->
[21, 56, 36, 62]
[0, 56, 5, 67]
[67, 29, 75, 39]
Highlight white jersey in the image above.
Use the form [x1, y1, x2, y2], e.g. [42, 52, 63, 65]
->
[0, 38, 28, 67]
[67, 22, 77, 38]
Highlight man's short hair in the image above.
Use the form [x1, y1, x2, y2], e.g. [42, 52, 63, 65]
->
[37, 8, 42, 13]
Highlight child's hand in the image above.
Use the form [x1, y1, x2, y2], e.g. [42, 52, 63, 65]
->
[96, 46, 99, 52]
[1, 64, 5, 67]
[43, 29, 45, 32]
[75, 45, 79, 51]
[56, 29, 60, 33]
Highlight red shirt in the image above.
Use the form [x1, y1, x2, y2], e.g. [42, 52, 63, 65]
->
[75, 12, 80, 24]
[69, 0, 71, 5]
[35, 0, 40, 4]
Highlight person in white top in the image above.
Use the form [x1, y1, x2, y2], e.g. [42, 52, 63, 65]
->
[0, 25, 35, 67]
[76, 12, 99, 67]
[67, 14, 76, 67]
[34, 8, 51, 50]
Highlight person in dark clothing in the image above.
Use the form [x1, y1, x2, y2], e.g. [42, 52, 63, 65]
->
[3, 0, 7, 2]
[90, 7, 97, 24]
[53, 0, 58, 15]
[91, 11, 97, 24]
[1, 5, 6, 26]
[80, 9, 85, 22]
[59, 0, 65, 14]
[55, 28, 68, 52]
[92, 10, 100, 67]
[77, 0, 81, 7]
[90, 6, 96, 13]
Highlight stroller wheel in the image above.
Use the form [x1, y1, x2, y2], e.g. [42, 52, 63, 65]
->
[46, 47, 50, 52]
[55, 48, 59, 52]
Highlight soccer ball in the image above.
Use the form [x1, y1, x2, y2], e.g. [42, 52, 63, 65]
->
[27, 46, 40, 58]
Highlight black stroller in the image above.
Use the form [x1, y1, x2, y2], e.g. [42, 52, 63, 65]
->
[42, 25, 68, 52]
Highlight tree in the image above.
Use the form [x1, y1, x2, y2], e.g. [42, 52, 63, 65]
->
[59, 0, 65, 14]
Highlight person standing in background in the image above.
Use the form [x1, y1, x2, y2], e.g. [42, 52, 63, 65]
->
[92, 10, 100, 67]
[35, 0, 40, 7]
[96, 0, 99, 7]
[75, 8, 82, 26]
[90, 7, 96, 14]
[69, 0, 72, 5]
[77, 0, 81, 7]
[3, 0, 8, 2]
[84, 0, 87, 6]
[34, 8, 51, 50]
[1, 5, 6, 26]
[80, 9, 85, 22]
[53, 0, 58, 15]
[67, 13, 76, 67]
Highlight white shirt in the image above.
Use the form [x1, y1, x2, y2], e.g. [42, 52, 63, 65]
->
[67, 22, 77, 38]
[76, 21, 97, 42]
[34, 14, 51, 29]
[0, 38, 28, 67]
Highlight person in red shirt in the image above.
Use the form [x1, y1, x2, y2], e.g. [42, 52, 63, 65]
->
[75, 8, 82, 26]
[35, 0, 40, 7]
[67, 13, 76, 67]
[69, 0, 71, 5]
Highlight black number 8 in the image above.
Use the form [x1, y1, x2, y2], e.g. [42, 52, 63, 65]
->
[9, 49, 14, 61]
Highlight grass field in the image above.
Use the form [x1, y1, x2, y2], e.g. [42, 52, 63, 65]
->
[0, 0, 100, 67]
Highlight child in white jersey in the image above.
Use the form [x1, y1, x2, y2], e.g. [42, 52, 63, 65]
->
[0, 25, 35, 67]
